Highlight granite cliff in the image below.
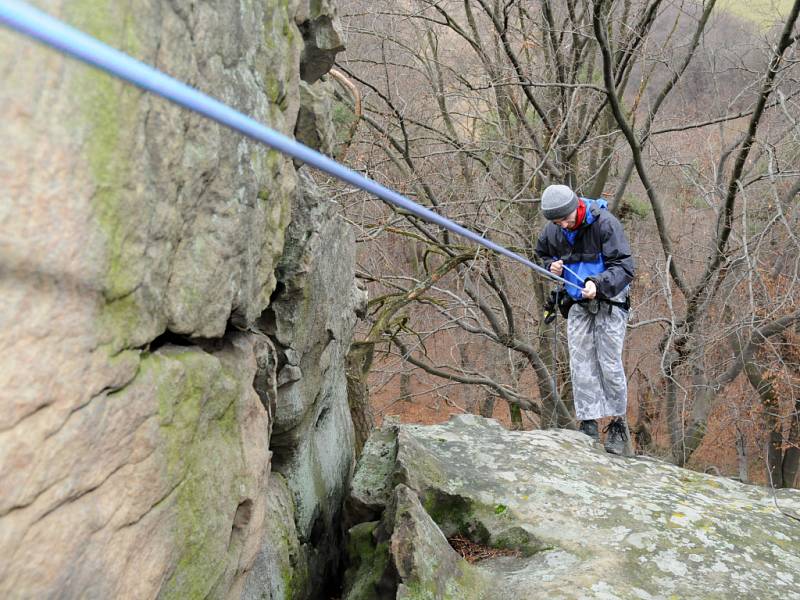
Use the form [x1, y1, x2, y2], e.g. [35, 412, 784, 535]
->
[0, 1, 358, 598]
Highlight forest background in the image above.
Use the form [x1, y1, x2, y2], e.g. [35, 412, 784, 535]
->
[323, 0, 800, 488]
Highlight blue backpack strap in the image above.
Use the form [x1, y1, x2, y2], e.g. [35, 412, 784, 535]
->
[586, 198, 607, 220]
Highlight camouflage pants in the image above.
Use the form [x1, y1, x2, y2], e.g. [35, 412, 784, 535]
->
[567, 292, 629, 421]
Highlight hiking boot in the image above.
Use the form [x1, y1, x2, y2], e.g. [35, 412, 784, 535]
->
[578, 419, 599, 443]
[603, 417, 628, 455]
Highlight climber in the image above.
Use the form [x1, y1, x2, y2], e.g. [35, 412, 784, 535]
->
[535, 184, 634, 455]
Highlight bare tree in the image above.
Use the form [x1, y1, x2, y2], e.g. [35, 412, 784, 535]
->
[594, 0, 800, 474]
[333, 0, 800, 484]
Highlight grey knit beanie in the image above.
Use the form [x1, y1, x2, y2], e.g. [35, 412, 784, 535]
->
[541, 184, 579, 220]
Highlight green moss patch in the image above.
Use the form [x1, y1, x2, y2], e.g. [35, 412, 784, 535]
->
[343, 522, 393, 600]
[140, 348, 249, 599]
[65, 2, 148, 351]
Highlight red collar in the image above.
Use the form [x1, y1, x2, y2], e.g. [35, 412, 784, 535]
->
[569, 199, 586, 230]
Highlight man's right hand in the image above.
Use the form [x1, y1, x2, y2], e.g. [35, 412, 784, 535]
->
[550, 260, 564, 277]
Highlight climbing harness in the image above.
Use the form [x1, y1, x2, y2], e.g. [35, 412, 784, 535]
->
[0, 0, 583, 294]
[542, 290, 559, 325]
[544, 265, 630, 321]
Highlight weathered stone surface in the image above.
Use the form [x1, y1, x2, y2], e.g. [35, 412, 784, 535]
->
[0, 333, 270, 599]
[295, 79, 338, 155]
[346, 415, 800, 599]
[343, 483, 491, 600]
[1, 0, 353, 598]
[296, 0, 345, 84]
[0, 0, 300, 477]
[346, 424, 399, 525]
[241, 473, 310, 600]
[259, 171, 361, 594]
[390, 484, 490, 600]
[343, 521, 390, 600]
[265, 173, 360, 442]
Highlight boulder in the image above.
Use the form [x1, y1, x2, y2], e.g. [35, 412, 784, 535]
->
[346, 424, 399, 525]
[345, 415, 800, 599]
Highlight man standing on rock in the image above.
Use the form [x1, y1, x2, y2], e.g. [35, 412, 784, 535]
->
[535, 184, 634, 455]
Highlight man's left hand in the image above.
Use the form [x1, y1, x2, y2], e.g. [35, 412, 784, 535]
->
[581, 280, 597, 299]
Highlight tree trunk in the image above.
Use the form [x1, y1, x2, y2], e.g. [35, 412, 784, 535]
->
[538, 317, 560, 429]
[736, 425, 749, 483]
[586, 107, 615, 199]
[399, 372, 412, 403]
[767, 429, 785, 488]
[783, 399, 800, 488]
[346, 344, 375, 458]
[509, 402, 523, 431]
[458, 344, 479, 414]
[665, 366, 686, 465]
[480, 394, 495, 418]
[743, 354, 785, 487]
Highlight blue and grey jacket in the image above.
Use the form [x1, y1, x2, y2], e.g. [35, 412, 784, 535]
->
[535, 199, 634, 301]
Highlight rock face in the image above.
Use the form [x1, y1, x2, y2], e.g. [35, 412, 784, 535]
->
[241, 171, 363, 598]
[0, 0, 355, 598]
[345, 415, 800, 599]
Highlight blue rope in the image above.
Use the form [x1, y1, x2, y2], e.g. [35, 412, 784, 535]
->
[559, 263, 586, 287]
[0, 0, 582, 292]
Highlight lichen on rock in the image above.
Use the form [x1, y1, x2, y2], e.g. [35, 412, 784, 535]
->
[345, 414, 800, 599]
